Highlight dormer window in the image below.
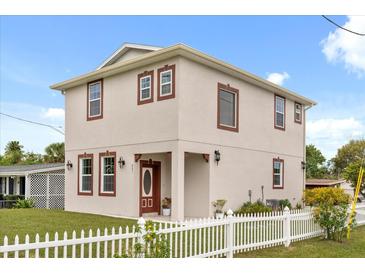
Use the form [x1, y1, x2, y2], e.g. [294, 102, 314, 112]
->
[137, 70, 154, 105]
[157, 64, 175, 101]
[87, 80, 103, 121]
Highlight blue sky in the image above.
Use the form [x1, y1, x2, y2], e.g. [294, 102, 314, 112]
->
[1, 16, 365, 159]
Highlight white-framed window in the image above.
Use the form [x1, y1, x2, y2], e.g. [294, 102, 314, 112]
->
[88, 81, 102, 118]
[295, 102, 302, 123]
[275, 95, 285, 129]
[79, 157, 92, 193]
[140, 75, 152, 101]
[101, 155, 115, 194]
[273, 159, 284, 188]
[159, 69, 172, 97]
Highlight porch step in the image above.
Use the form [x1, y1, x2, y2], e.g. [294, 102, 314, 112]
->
[142, 212, 159, 217]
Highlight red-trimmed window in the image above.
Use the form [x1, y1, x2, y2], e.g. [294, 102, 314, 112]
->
[274, 95, 285, 130]
[157, 64, 175, 101]
[295, 102, 302, 124]
[137, 70, 154, 105]
[99, 152, 116, 196]
[217, 83, 239, 132]
[78, 154, 93, 195]
[87, 80, 103, 121]
[273, 158, 284, 189]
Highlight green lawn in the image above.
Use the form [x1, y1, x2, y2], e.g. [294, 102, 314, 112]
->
[0, 208, 137, 245]
[235, 225, 365, 258]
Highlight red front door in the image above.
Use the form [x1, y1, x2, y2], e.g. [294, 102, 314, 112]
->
[140, 160, 161, 215]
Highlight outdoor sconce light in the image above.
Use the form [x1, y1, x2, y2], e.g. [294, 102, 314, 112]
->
[248, 189, 252, 203]
[118, 157, 126, 168]
[214, 150, 221, 165]
[301, 161, 306, 170]
[66, 160, 73, 170]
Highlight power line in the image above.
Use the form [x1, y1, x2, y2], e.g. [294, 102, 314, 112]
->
[322, 15, 365, 36]
[0, 112, 65, 135]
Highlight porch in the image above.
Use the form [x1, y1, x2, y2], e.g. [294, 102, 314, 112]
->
[135, 150, 210, 221]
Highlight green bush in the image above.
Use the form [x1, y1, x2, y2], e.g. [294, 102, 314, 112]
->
[235, 200, 272, 215]
[13, 198, 35, 208]
[4, 195, 24, 201]
[279, 199, 292, 210]
[115, 220, 170, 258]
[303, 188, 352, 242]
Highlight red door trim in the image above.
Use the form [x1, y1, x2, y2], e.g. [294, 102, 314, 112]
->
[139, 160, 161, 216]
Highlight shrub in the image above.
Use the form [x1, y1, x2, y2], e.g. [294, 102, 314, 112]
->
[279, 199, 292, 210]
[303, 188, 352, 241]
[235, 200, 272, 215]
[212, 199, 227, 213]
[4, 195, 24, 201]
[115, 220, 170, 258]
[13, 198, 35, 208]
[295, 202, 302, 210]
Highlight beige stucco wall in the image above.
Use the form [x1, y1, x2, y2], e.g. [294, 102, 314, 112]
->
[64, 54, 306, 219]
[184, 153, 210, 218]
[177, 57, 305, 212]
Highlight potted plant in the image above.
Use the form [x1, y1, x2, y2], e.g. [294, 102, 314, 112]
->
[212, 199, 227, 219]
[162, 197, 171, 216]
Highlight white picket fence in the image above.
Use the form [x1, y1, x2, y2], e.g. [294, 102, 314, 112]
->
[1, 205, 364, 258]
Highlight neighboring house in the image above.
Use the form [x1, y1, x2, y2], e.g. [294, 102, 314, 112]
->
[51, 43, 316, 221]
[0, 163, 65, 209]
[305, 178, 362, 200]
[305, 178, 346, 189]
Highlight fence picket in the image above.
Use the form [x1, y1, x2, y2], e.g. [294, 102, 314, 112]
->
[25, 234, 30, 258]
[72, 231, 76, 258]
[80, 230, 85, 258]
[35, 234, 40, 258]
[44, 233, 49, 258]
[14, 235, 19, 258]
[88, 229, 93, 258]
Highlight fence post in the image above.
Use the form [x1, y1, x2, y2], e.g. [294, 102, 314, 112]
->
[283, 206, 291, 247]
[226, 209, 234, 258]
[137, 217, 146, 258]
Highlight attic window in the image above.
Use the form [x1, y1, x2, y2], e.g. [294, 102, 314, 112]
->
[87, 80, 103, 121]
[157, 64, 175, 101]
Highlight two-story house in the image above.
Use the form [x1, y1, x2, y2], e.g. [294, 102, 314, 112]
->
[51, 43, 316, 221]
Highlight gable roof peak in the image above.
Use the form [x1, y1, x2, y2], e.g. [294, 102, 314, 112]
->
[97, 42, 163, 70]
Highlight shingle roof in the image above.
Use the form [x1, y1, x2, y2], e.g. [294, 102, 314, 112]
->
[305, 179, 346, 186]
[0, 163, 64, 175]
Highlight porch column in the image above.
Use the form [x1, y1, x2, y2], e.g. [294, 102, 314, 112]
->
[171, 146, 185, 221]
[25, 175, 30, 198]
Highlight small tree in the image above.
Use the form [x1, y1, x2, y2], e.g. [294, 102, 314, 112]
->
[304, 188, 352, 241]
[306, 144, 328, 178]
[115, 220, 170, 258]
[44, 142, 65, 163]
[343, 160, 365, 196]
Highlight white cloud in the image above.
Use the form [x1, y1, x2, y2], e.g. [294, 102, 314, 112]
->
[42, 108, 65, 120]
[306, 117, 365, 159]
[321, 16, 365, 76]
[266, 72, 290, 86]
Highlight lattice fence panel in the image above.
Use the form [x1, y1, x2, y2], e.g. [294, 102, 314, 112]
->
[29, 171, 65, 209]
[49, 174, 65, 209]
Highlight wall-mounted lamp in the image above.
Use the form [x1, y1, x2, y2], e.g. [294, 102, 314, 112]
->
[214, 150, 221, 165]
[301, 161, 306, 170]
[248, 189, 252, 203]
[66, 160, 73, 170]
[118, 157, 126, 168]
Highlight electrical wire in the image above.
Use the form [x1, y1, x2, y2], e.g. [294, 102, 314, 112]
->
[322, 15, 365, 36]
[0, 112, 65, 135]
